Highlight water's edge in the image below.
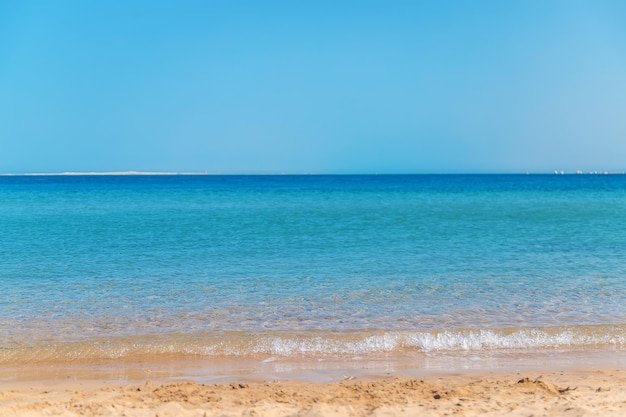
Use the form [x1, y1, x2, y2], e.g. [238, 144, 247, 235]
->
[2, 324, 625, 366]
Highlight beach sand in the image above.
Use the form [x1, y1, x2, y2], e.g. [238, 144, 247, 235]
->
[2, 368, 626, 416]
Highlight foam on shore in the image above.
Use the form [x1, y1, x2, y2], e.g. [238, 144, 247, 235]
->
[2, 325, 625, 366]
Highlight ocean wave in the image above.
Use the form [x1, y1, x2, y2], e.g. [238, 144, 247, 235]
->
[2, 325, 625, 365]
[228, 327, 626, 355]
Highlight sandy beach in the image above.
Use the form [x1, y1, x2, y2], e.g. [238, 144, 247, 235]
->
[1, 367, 626, 416]
[3, 174, 626, 417]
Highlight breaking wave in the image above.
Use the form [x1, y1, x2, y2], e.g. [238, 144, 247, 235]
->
[2, 325, 625, 365]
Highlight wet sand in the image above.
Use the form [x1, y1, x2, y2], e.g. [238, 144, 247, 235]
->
[2, 368, 626, 416]
[2, 349, 626, 416]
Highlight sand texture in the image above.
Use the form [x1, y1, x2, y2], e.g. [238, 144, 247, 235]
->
[2, 369, 626, 416]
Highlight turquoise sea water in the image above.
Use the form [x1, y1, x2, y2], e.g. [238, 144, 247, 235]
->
[1, 174, 626, 364]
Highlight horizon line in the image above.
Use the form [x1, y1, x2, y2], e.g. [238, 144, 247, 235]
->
[1, 170, 626, 177]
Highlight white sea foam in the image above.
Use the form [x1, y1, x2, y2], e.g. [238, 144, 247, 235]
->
[230, 327, 626, 356]
[1, 326, 625, 365]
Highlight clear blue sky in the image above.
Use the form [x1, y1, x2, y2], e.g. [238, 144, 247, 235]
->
[1, 0, 625, 174]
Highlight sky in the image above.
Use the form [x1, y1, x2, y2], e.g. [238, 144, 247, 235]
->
[1, 0, 625, 174]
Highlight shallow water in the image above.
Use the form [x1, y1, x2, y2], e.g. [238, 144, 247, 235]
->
[1, 174, 626, 362]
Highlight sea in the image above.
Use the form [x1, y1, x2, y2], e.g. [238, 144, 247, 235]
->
[1, 174, 626, 377]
